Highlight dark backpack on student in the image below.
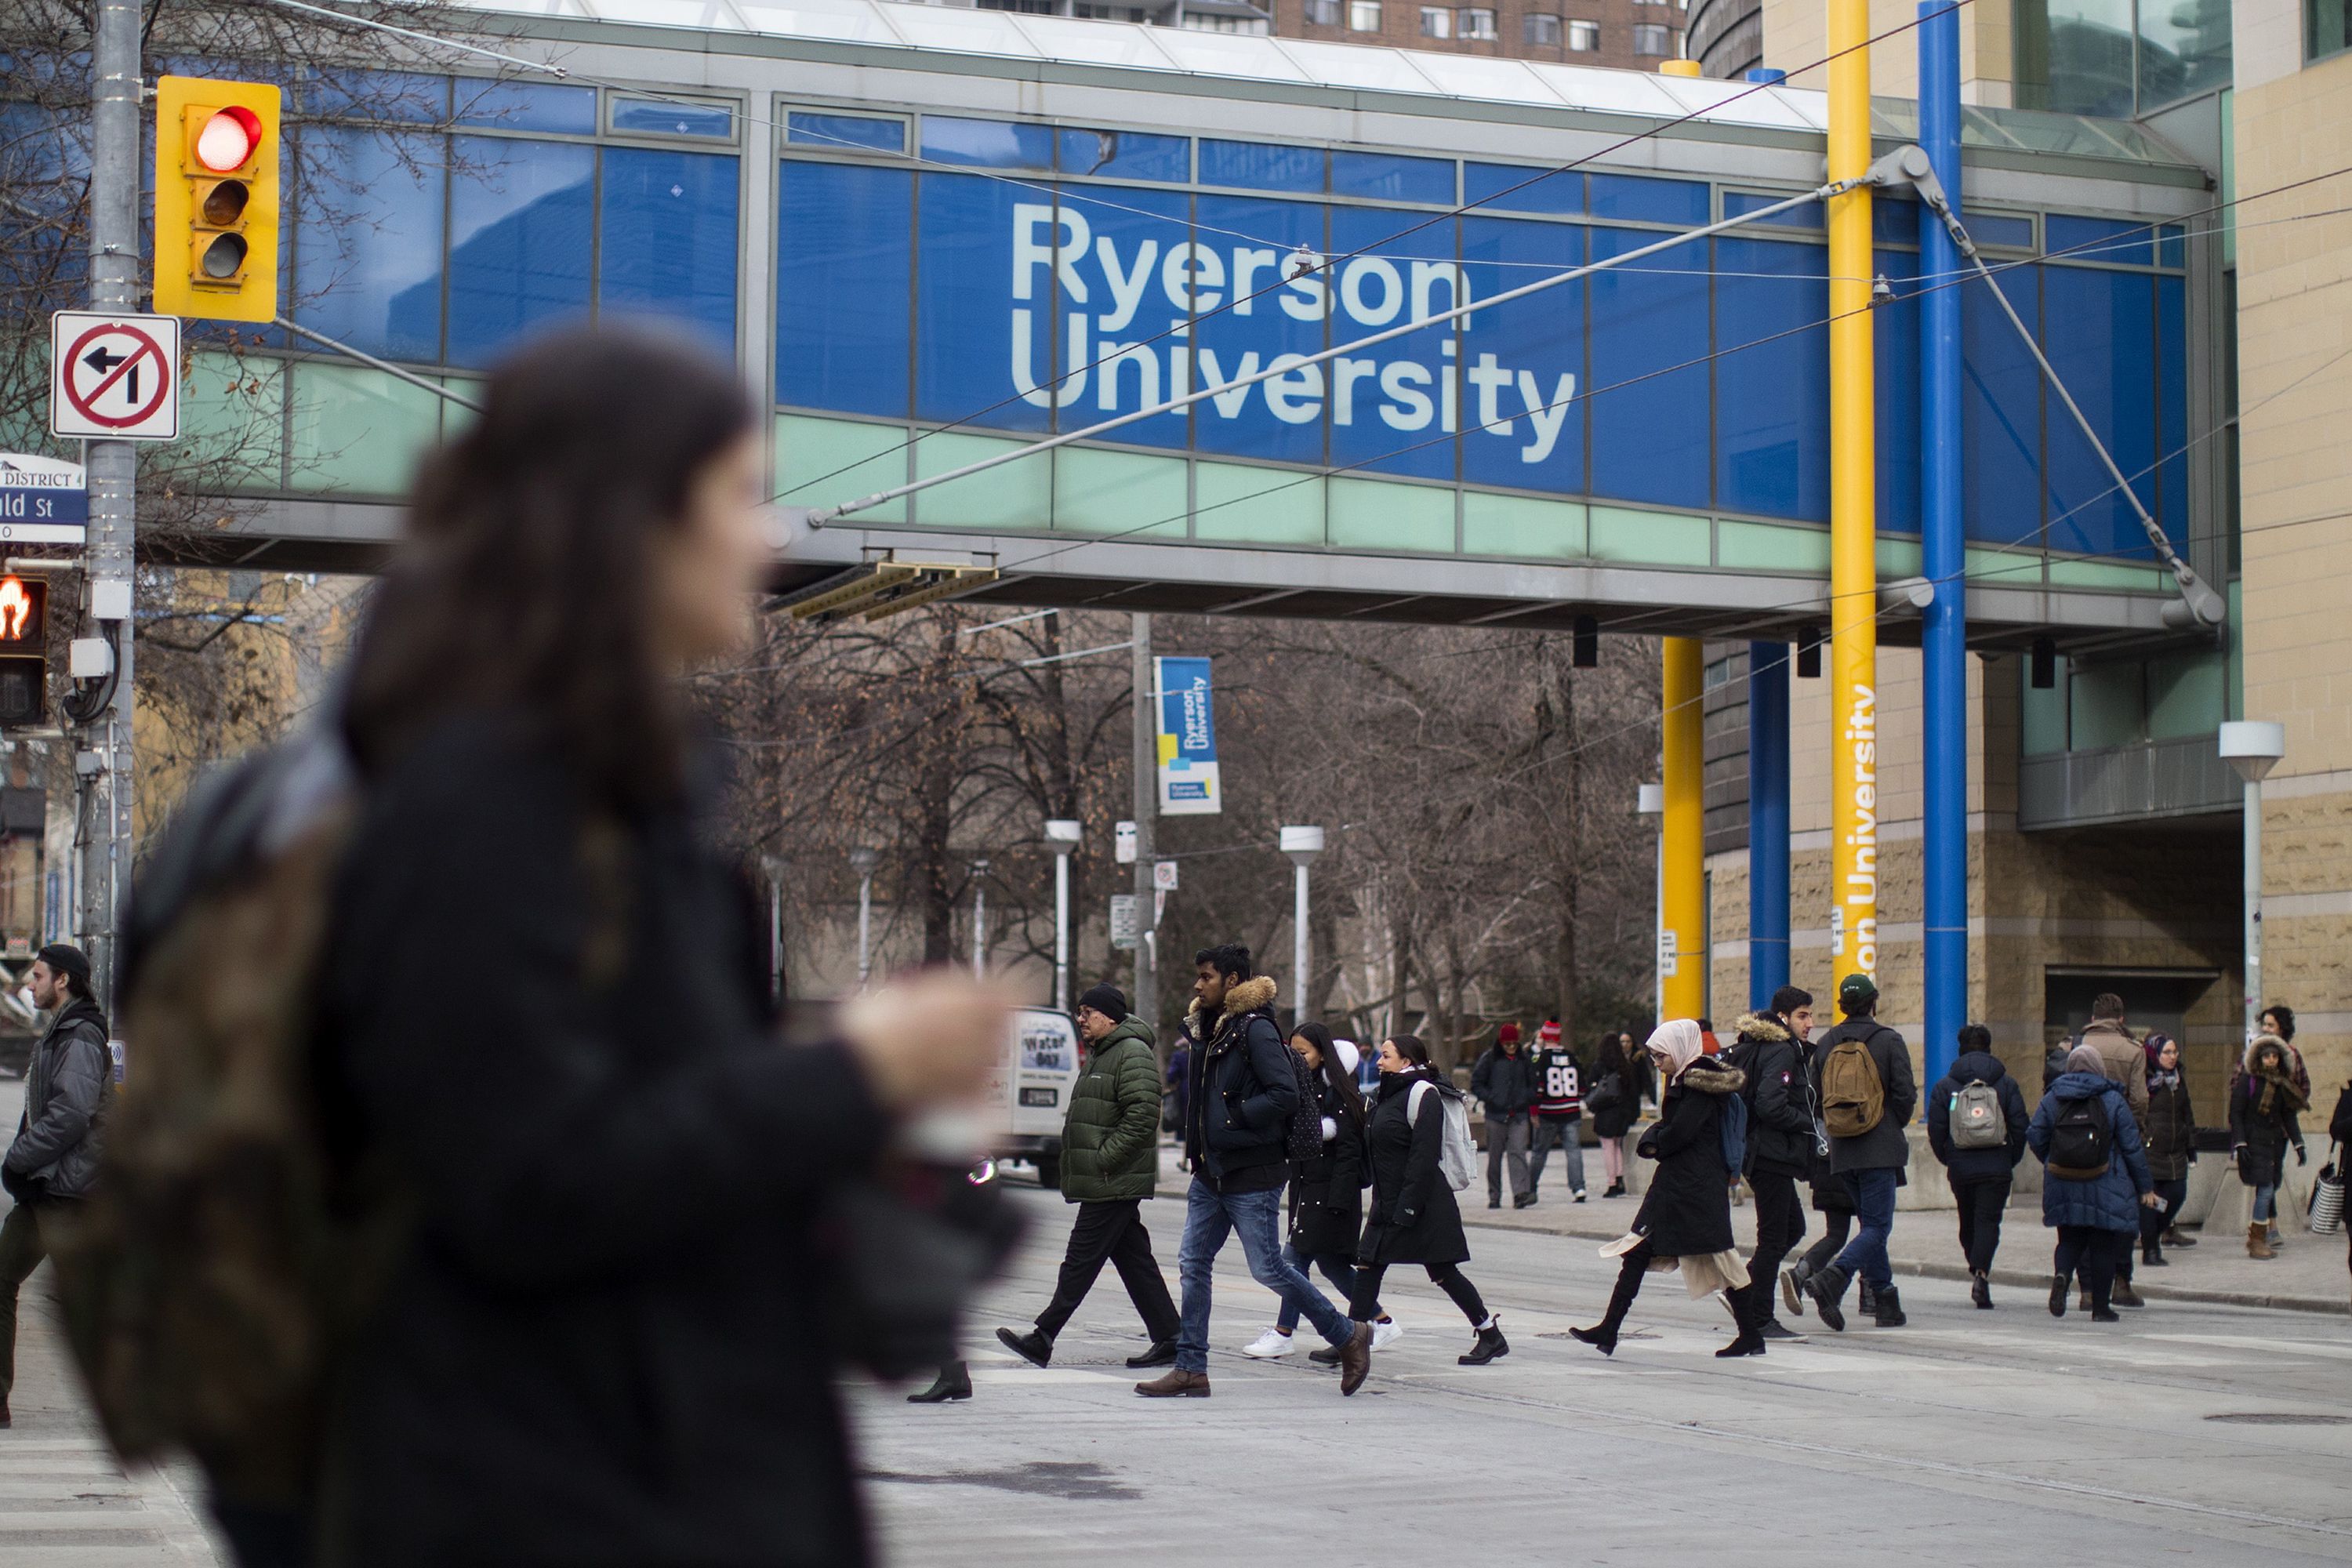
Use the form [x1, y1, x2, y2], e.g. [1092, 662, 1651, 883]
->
[1718, 1088, 1751, 1175]
[2047, 1091, 2114, 1181]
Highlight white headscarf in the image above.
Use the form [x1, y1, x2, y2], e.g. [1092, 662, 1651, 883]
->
[1646, 1018, 1708, 1080]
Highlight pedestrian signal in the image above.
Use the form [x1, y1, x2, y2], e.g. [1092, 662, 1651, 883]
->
[153, 77, 280, 323]
[0, 576, 47, 728]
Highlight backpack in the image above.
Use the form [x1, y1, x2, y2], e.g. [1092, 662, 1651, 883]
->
[1718, 1088, 1750, 1174]
[2047, 1091, 2114, 1180]
[1950, 1080, 2007, 1150]
[48, 721, 397, 1504]
[1284, 1043, 1327, 1162]
[1406, 1080, 1477, 1192]
[1820, 1030, 1888, 1140]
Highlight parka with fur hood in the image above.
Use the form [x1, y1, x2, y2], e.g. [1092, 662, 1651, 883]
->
[1726, 1012, 1813, 1180]
[1632, 1053, 1748, 1257]
[1181, 975, 1299, 1189]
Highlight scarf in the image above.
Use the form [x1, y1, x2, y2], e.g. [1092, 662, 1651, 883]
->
[2147, 1065, 2182, 1097]
[2253, 1062, 2308, 1120]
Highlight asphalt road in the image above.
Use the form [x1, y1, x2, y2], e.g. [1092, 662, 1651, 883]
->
[853, 1177, 2352, 1568]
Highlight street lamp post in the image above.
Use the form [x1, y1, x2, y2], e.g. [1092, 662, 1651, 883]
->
[1046, 819, 1083, 1011]
[971, 858, 990, 978]
[849, 847, 881, 990]
[1280, 826, 1325, 1021]
[1637, 782, 1665, 1024]
[2219, 720, 2286, 1043]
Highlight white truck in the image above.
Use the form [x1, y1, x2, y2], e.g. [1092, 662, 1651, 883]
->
[982, 1006, 1082, 1189]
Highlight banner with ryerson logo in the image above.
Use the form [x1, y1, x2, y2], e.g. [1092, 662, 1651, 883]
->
[1156, 656, 1220, 816]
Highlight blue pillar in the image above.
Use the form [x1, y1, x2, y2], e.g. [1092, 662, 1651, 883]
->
[1919, 0, 1967, 1091]
[1748, 642, 1790, 1010]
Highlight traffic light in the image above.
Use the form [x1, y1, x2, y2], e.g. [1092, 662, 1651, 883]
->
[152, 76, 280, 323]
[0, 577, 47, 728]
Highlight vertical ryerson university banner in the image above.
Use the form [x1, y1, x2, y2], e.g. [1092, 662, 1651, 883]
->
[1155, 656, 1221, 816]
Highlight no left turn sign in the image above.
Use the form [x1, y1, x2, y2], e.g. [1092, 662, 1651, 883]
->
[51, 311, 180, 441]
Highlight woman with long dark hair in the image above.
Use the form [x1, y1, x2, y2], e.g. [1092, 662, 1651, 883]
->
[1589, 1030, 1646, 1197]
[276, 326, 1006, 1568]
[1340, 1036, 1505, 1395]
[1247, 1023, 1392, 1356]
[2138, 1034, 2196, 1267]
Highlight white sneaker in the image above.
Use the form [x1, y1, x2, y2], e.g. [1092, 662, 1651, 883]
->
[1371, 1319, 1404, 1351]
[1241, 1328, 1297, 1359]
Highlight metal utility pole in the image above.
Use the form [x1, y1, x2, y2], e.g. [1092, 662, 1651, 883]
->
[1130, 613, 1157, 1033]
[82, 0, 140, 1006]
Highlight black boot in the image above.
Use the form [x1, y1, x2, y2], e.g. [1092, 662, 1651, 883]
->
[907, 1362, 972, 1403]
[1715, 1284, 1767, 1358]
[1805, 1262, 1853, 1332]
[1970, 1271, 1993, 1309]
[1573, 1255, 1646, 1356]
[996, 1327, 1053, 1368]
[2049, 1274, 2068, 1317]
[1872, 1285, 1907, 1327]
[2140, 1241, 2166, 1268]
[1126, 1340, 1178, 1369]
[1459, 1319, 1509, 1366]
[1857, 1277, 1878, 1317]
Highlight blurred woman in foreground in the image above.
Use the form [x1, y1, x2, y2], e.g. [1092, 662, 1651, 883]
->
[255, 326, 1006, 1567]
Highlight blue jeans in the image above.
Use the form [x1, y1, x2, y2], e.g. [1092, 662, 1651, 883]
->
[1529, 1116, 1586, 1194]
[1831, 1167, 1899, 1291]
[2253, 1182, 2278, 1223]
[1176, 1178, 1350, 1372]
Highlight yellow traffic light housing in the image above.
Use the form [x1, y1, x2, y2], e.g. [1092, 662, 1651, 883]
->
[153, 77, 280, 323]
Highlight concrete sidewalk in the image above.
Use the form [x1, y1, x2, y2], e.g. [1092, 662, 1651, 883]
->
[1149, 1144, 2352, 1316]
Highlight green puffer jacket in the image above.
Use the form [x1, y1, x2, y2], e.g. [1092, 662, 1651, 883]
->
[1059, 1017, 1163, 1203]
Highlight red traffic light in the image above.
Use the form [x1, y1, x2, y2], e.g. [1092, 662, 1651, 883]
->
[193, 105, 263, 172]
[0, 579, 34, 644]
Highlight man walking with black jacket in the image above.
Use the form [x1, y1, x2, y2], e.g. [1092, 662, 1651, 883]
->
[1926, 1022, 2031, 1308]
[999, 985, 1181, 1373]
[1138, 946, 1368, 1397]
[1728, 986, 1815, 1341]
[1472, 1025, 1538, 1210]
[0, 945, 109, 1427]
[1802, 974, 1916, 1331]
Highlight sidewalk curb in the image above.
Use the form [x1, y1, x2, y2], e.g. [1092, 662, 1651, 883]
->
[1153, 1175, 2351, 1318]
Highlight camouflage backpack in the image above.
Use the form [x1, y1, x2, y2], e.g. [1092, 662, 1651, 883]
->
[49, 720, 396, 1504]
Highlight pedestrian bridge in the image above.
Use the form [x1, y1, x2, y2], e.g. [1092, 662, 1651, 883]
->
[170, 0, 2220, 652]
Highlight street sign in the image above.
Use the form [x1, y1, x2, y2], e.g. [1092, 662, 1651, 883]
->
[0, 456, 87, 545]
[1114, 821, 1138, 865]
[50, 312, 180, 441]
[1153, 859, 1179, 892]
[1109, 893, 1140, 950]
[1657, 927, 1679, 978]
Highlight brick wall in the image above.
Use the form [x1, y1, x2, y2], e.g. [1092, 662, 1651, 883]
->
[2234, 47, 2352, 1094]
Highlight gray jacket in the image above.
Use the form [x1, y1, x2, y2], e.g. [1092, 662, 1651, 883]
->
[5, 996, 111, 1201]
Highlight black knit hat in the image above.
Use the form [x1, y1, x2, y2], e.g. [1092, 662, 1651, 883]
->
[1076, 984, 1128, 1020]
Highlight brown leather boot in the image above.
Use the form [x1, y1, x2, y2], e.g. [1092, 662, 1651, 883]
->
[2248, 1222, 2275, 1259]
[1134, 1368, 1210, 1398]
[1338, 1323, 1374, 1396]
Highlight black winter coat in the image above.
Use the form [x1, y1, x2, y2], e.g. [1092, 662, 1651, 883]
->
[2229, 1071, 2305, 1189]
[1588, 1048, 1651, 1140]
[1182, 977, 1298, 1189]
[318, 715, 889, 1568]
[1470, 1045, 1537, 1116]
[1813, 1017, 1915, 1178]
[1925, 1049, 2030, 1185]
[1632, 1059, 1744, 1256]
[1727, 1014, 1813, 1179]
[1288, 1073, 1367, 1258]
[2140, 1069, 2198, 1181]
[1357, 1072, 1469, 1267]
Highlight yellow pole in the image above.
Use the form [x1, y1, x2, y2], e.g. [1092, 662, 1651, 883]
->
[1661, 637, 1706, 1021]
[1827, 0, 1878, 987]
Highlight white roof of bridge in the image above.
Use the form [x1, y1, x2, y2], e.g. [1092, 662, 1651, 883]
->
[452, 0, 2191, 164]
